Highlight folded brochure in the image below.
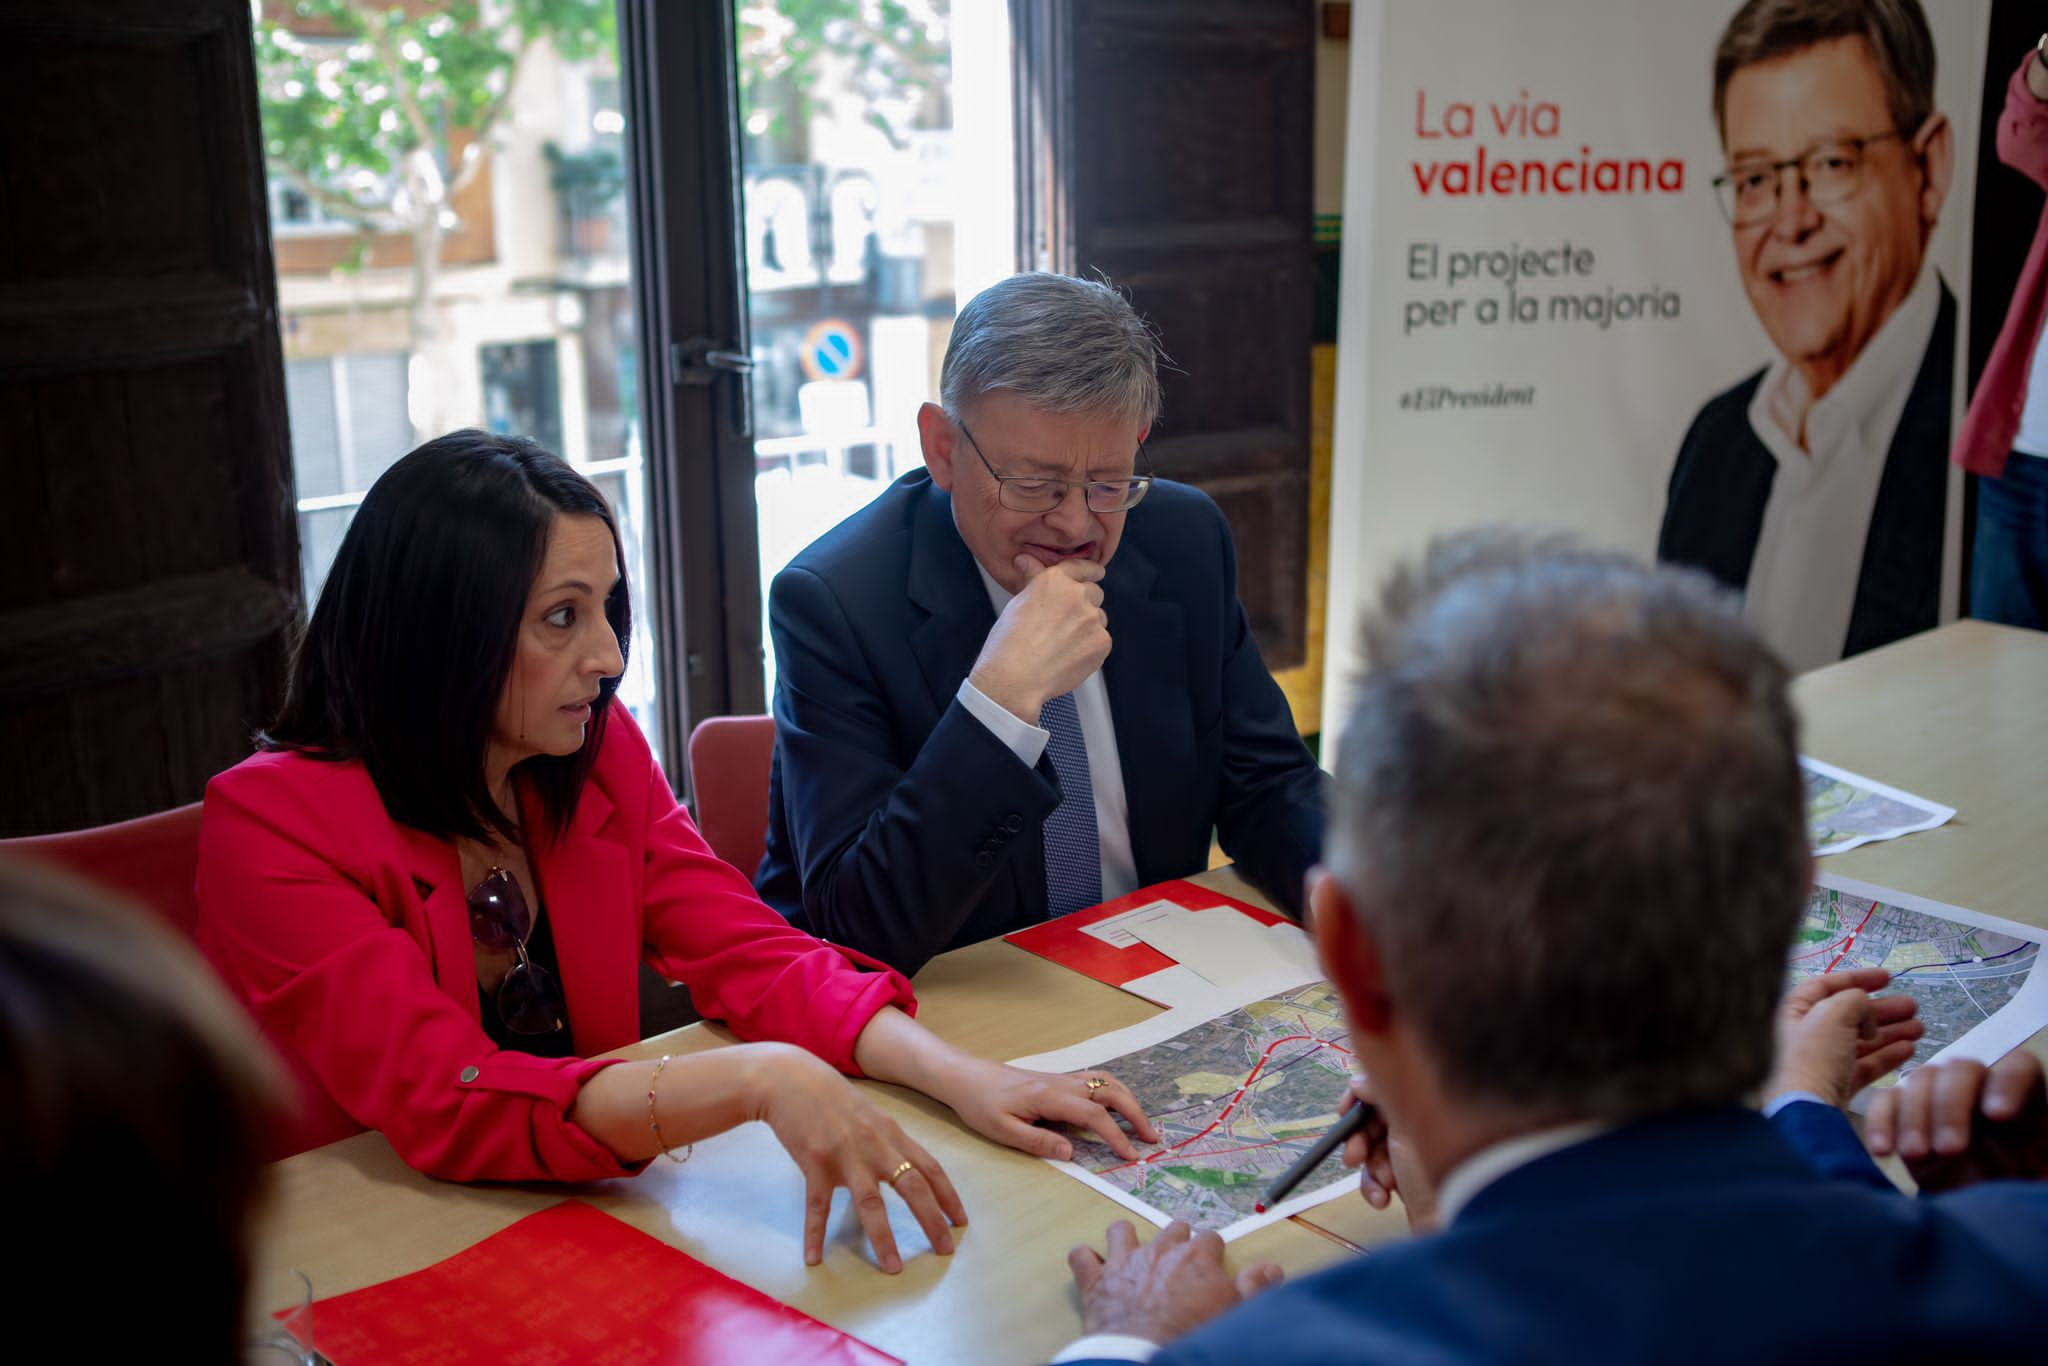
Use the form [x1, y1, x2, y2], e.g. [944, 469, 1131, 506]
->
[279, 1199, 900, 1365]
[1004, 878, 1306, 1006]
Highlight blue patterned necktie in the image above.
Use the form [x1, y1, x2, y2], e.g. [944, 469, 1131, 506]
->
[1039, 690, 1102, 917]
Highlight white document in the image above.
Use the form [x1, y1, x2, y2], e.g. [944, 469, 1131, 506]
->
[1795, 873, 2048, 1110]
[1087, 901, 1317, 1003]
[1802, 756, 1956, 856]
[1118, 964, 1226, 1010]
[1261, 920, 1323, 979]
[1078, 900, 1195, 949]
[1124, 907, 1320, 990]
[1127, 909, 1282, 987]
[1010, 972, 1355, 1241]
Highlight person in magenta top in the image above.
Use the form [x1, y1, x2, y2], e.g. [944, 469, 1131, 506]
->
[196, 429, 1155, 1275]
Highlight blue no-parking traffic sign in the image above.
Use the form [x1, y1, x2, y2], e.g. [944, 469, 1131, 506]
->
[800, 317, 864, 382]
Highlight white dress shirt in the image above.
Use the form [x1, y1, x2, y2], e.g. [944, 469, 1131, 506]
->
[1740, 263, 1941, 673]
[954, 563, 1138, 905]
[1050, 1334, 1165, 1364]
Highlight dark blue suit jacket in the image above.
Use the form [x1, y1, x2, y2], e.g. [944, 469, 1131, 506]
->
[756, 471, 1325, 975]
[1657, 285, 1955, 660]
[1066, 1103, 2048, 1366]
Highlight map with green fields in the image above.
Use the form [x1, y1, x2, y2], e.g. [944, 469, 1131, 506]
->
[1064, 981, 1357, 1233]
[1788, 879, 2043, 1075]
[1801, 757, 1953, 856]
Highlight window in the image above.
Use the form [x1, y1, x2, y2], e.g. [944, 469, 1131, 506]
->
[286, 351, 413, 601]
[267, 177, 351, 236]
[480, 340, 565, 457]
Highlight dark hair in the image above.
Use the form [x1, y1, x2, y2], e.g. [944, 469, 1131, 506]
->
[265, 429, 632, 845]
[0, 855, 283, 1360]
[1332, 529, 1809, 1122]
[1713, 0, 1936, 143]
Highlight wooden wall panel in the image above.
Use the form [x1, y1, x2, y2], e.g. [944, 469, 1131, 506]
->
[0, 0, 299, 836]
[1017, 0, 1315, 667]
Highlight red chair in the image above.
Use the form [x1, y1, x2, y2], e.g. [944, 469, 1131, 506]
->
[686, 714, 777, 878]
[0, 803, 359, 1158]
[0, 801, 206, 936]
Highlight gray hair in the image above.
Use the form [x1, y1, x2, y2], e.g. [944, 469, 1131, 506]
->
[1713, 0, 1936, 143]
[939, 273, 1164, 428]
[1330, 529, 1808, 1123]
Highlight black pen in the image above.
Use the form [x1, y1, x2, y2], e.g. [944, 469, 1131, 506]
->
[1253, 1101, 1376, 1214]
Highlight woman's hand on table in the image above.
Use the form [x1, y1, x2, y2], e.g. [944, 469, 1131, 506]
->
[746, 1044, 968, 1275]
[573, 1040, 963, 1274]
[936, 1059, 1160, 1162]
[847, 1005, 1159, 1162]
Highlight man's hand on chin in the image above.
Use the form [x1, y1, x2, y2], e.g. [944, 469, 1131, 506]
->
[970, 555, 1111, 722]
[1067, 1220, 1283, 1344]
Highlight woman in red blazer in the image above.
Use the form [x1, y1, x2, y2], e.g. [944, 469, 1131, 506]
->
[196, 430, 1155, 1276]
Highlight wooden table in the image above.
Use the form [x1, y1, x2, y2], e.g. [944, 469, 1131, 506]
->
[1796, 621, 2048, 1081]
[249, 621, 2047, 1360]
[1793, 621, 2047, 934]
[247, 865, 1403, 1365]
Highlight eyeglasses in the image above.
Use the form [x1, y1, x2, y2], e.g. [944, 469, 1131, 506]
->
[955, 416, 1153, 514]
[467, 867, 566, 1036]
[1712, 130, 1907, 227]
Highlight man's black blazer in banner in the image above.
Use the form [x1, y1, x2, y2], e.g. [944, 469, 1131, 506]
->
[756, 470, 1326, 975]
[1658, 285, 1954, 659]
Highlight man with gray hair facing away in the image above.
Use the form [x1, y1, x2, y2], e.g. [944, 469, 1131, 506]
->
[757, 273, 1324, 975]
[1057, 530, 2048, 1364]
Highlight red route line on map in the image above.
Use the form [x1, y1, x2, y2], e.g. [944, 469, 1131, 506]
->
[1823, 899, 1883, 973]
[1096, 1031, 1346, 1175]
[1789, 899, 1888, 967]
[1149, 1138, 1315, 1162]
[1294, 1010, 1355, 1057]
[1789, 937, 1852, 964]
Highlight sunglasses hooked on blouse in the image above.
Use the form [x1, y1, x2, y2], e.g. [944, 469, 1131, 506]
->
[466, 867, 567, 1036]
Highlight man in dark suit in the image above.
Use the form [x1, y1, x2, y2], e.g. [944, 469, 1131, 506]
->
[1659, 0, 1957, 670]
[757, 273, 1324, 975]
[1056, 531, 2048, 1364]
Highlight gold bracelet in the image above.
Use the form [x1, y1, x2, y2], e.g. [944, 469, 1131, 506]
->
[648, 1054, 692, 1165]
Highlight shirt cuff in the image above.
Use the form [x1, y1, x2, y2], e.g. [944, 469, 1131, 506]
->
[1050, 1334, 1163, 1363]
[957, 678, 1051, 768]
[1761, 1090, 1830, 1119]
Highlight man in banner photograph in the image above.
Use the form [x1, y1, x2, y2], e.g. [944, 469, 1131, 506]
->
[1659, 0, 1956, 671]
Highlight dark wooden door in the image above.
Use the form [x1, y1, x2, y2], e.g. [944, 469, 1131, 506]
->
[0, 0, 299, 837]
[1014, 0, 1316, 667]
[620, 0, 765, 785]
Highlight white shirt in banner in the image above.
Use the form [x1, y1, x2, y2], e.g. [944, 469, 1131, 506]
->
[2011, 306, 2048, 459]
[954, 563, 1138, 905]
[1742, 263, 1942, 673]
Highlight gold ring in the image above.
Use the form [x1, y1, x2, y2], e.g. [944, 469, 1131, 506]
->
[1085, 1077, 1107, 1093]
[885, 1160, 915, 1185]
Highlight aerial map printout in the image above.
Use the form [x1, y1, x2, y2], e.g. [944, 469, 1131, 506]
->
[1794, 874, 2048, 1106]
[1802, 756, 1954, 856]
[1010, 975, 1356, 1238]
[1018, 875, 2048, 1229]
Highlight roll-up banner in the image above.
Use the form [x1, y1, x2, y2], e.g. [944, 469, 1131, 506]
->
[1322, 0, 1992, 754]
